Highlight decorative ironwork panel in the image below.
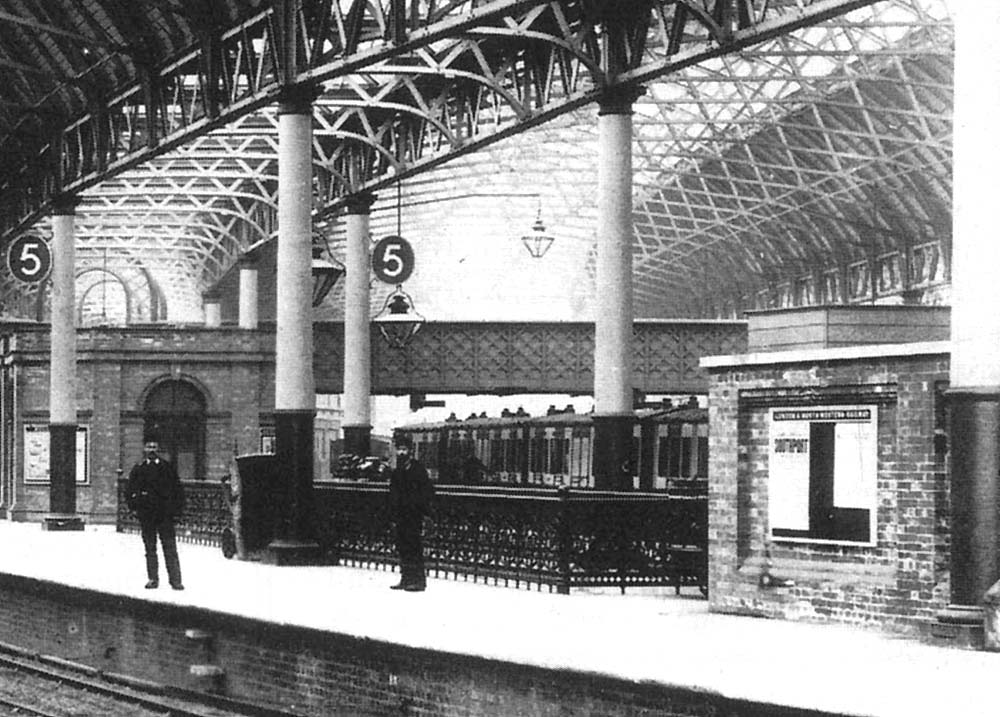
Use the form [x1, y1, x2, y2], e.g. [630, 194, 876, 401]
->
[634, 322, 747, 393]
[118, 476, 707, 594]
[117, 479, 228, 548]
[472, 327, 515, 389]
[535, 324, 594, 392]
[426, 490, 566, 588]
[560, 493, 707, 593]
[311, 483, 707, 594]
[351, 320, 745, 395]
[313, 484, 397, 568]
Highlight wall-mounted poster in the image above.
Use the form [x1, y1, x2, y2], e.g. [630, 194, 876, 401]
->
[259, 428, 276, 455]
[23, 425, 89, 484]
[768, 406, 876, 545]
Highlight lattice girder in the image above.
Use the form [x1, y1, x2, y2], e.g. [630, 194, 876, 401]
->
[3, 0, 882, 236]
[0, 0, 954, 323]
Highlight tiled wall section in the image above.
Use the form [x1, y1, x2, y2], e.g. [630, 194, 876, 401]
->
[707, 352, 950, 637]
[0, 574, 839, 717]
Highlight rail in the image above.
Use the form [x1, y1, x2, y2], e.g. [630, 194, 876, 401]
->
[116, 479, 229, 548]
[117, 480, 707, 594]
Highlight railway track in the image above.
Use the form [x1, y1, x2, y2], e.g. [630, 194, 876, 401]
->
[0, 642, 297, 717]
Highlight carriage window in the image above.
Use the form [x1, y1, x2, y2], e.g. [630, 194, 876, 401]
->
[668, 424, 682, 476]
[696, 424, 709, 478]
[511, 435, 523, 479]
[530, 435, 545, 473]
[490, 438, 504, 471]
[657, 431, 675, 478]
[421, 437, 439, 469]
[680, 423, 694, 477]
[144, 380, 206, 480]
[550, 436, 567, 475]
[569, 428, 592, 484]
[476, 432, 491, 472]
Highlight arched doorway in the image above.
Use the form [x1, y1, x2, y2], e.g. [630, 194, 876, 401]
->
[143, 380, 206, 480]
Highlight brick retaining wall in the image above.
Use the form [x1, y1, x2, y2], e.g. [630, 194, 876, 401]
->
[0, 572, 839, 717]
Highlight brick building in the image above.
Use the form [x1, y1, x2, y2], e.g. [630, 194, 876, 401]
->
[704, 306, 953, 637]
[0, 324, 275, 523]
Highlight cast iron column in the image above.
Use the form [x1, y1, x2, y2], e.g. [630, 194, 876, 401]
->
[592, 85, 642, 491]
[939, 5, 1000, 626]
[238, 253, 259, 330]
[44, 195, 84, 531]
[343, 193, 376, 457]
[267, 83, 320, 565]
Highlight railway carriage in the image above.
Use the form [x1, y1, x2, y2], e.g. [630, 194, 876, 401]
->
[396, 399, 708, 494]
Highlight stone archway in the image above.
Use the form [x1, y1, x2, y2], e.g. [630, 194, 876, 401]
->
[142, 379, 207, 480]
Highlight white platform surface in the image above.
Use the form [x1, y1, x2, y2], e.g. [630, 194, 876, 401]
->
[1, 521, 997, 717]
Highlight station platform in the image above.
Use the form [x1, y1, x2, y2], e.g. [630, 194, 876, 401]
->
[0, 520, 996, 717]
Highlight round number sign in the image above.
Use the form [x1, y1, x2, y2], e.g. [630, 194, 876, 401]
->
[7, 234, 52, 284]
[371, 235, 414, 284]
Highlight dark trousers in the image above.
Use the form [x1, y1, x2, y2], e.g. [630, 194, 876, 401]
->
[395, 514, 425, 586]
[140, 519, 182, 586]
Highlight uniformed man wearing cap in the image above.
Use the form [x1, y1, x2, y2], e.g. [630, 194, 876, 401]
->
[125, 436, 185, 590]
[387, 434, 434, 591]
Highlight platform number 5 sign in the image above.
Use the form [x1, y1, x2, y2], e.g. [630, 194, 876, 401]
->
[7, 234, 52, 284]
[371, 235, 414, 285]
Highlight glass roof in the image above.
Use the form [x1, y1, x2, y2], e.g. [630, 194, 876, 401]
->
[0, 0, 953, 324]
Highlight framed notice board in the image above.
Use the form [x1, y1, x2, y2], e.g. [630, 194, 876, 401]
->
[23, 425, 89, 484]
[769, 405, 876, 545]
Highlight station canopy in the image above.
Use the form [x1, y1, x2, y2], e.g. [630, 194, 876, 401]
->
[0, 0, 952, 324]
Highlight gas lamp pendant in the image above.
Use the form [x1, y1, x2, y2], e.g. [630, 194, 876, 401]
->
[521, 205, 555, 258]
[374, 285, 425, 349]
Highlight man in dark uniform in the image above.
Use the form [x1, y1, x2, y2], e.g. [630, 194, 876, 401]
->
[126, 437, 185, 590]
[388, 434, 434, 591]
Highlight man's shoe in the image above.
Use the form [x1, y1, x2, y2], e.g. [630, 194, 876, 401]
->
[144, 580, 158, 589]
[403, 583, 426, 592]
[170, 583, 185, 591]
[389, 582, 406, 590]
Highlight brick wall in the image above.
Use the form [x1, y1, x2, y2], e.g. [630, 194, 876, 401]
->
[0, 573, 843, 717]
[707, 350, 950, 637]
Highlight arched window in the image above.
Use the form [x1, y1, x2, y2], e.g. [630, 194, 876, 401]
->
[143, 380, 206, 480]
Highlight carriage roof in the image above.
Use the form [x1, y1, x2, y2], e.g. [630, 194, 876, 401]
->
[395, 404, 707, 433]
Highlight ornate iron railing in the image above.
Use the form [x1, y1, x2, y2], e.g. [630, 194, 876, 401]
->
[117, 479, 707, 594]
[315, 484, 706, 594]
[116, 479, 230, 548]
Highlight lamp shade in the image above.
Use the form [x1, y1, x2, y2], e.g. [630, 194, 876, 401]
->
[520, 209, 555, 258]
[311, 234, 345, 307]
[374, 286, 425, 348]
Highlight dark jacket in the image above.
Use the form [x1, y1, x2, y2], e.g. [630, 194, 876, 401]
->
[388, 457, 434, 519]
[126, 457, 185, 524]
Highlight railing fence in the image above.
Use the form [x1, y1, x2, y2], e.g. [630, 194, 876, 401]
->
[118, 480, 707, 595]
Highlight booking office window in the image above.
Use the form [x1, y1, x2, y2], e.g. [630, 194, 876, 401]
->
[768, 406, 877, 544]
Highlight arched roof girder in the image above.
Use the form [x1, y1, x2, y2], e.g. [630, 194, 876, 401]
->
[0, 0, 953, 321]
[3, 0, 885, 238]
[76, 267, 134, 325]
[627, 8, 952, 313]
